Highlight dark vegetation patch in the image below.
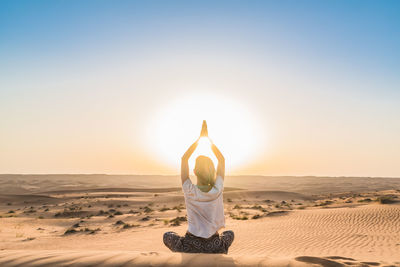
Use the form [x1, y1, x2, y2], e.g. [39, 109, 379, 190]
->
[64, 227, 100, 235]
[172, 204, 184, 212]
[159, 207, 171, 212]
[377, 196, 395, 204]
[265, 211, 289, 217]
[123, 223, 139, 229]
[170, 216, 187, 226]
[315, 200, 334, 207]
[55, 210, 91, 218]
[143, 206, 153, 213]
[230, 214, 248, 220]
[141, 216, 151, 221]
[357, 198, 372, 203]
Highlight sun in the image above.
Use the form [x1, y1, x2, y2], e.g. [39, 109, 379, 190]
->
[146, 92, 265, 173]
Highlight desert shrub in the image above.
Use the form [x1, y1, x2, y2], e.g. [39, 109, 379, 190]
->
[170, 216, 187, 226]
[143, 206, 153, 213]
[123, 223, 139, 229]
[115, 220, 125, 225]
[54, 210, 89, 218]
[316, 200, 333, 206]
[64, 228, 77, 235]
[377, 196, 394, 204]
[172, 204, 184, 212]
[358, 198, 372, 203]
[252, 214, 262, 219]
[233, 215, 248, 220]
[98, 210, 107, 215]
[160, 207, 170, 212]
[229, 213, 248, 220]
[23, 209, 36, 213]
[141, 216, 150, 221]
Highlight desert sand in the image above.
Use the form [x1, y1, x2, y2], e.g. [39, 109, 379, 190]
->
[1, 174, 400, 266]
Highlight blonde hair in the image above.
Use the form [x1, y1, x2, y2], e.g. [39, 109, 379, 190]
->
[194, 156, 216, 187]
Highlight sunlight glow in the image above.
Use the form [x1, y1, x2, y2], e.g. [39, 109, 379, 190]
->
[192, 137, 217, 167]
[146, 92, 265, 173]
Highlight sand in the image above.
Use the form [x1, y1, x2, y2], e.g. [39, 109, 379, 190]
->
[1, 174, 400, 266]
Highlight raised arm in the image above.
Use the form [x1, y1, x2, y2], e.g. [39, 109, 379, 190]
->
[181, 139, 199, 184]
[211, 143, 225, 179]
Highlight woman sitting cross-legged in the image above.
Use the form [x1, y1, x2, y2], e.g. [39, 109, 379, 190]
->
[163, 121, 234, 254]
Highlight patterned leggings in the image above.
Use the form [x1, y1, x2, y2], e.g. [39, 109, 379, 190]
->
[163, 231, 234, 254]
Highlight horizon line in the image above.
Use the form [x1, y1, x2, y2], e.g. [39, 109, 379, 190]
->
[0, 173, 399, 179]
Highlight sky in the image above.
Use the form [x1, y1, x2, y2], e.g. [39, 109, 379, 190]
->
[0, 0, 399, 176]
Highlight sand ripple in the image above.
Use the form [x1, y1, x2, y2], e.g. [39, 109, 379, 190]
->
[2, 250, 397, 267]
[229, 204, 400, 262]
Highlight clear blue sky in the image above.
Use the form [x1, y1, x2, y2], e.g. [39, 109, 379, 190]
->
[1, 0, 399, 176]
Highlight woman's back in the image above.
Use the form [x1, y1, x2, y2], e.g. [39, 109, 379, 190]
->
[182, 175, 225, 238]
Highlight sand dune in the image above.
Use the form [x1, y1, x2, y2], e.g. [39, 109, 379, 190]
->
[2, 174, 400, 194]
[0, 250, 390, 267]
[1, 175, 400, 266]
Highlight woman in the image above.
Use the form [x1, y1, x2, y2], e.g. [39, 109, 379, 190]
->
[163, 121, 234, 254]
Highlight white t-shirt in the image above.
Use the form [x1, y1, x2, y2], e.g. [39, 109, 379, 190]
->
[182, 175, 225, 238]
